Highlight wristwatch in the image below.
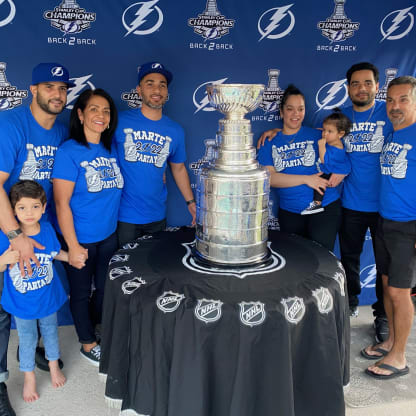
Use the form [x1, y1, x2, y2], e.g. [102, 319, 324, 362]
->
[6, 228, 22, 241]
[186, 199, 196, 205]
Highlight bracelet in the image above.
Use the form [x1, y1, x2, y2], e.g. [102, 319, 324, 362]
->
[186, 199, 196, 205]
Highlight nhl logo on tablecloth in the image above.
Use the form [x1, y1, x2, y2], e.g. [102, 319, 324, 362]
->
[109, 266, 133, 280]
[122, 242, 140, 250]
[312, 287, 333, 314]
[194, 299, 223, 323]
[109, 254, 130, 265]
[331, 271, 345, 296]
[239, 301, 266, 327]
[156, 291, 185, 313]
[281, 297, 305, 324]
[121, 277, 147, 295]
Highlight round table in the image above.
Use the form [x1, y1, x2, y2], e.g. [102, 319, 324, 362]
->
[100, 227, 349, 416]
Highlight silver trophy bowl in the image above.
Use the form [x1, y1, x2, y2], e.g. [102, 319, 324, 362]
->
[194, 83, 271, 266]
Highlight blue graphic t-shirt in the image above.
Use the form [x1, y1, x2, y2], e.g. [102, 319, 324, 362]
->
[0, 106, 67, 222]
[342, 101, 393, 212]
[52, 139, 123, 243]
[258, 126, 338, 213]
[114, 109, 186, 224]
[379, 124, 416, 221]
[0, 222, 67, 320]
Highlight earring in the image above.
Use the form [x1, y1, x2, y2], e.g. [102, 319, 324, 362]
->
[80, 120, 83, 125]
[107, 124, 110, 130]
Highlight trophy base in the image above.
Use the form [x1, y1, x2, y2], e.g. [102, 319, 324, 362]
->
[191, 247, 272, 270]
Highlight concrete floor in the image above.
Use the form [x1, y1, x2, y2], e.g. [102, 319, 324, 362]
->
[4, 305, 416, 416]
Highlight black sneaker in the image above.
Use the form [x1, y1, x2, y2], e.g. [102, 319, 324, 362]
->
[349, 305, 359, 318]
[80, 344, 101, 366]
[301, 201, 324, 215]
[374, 316, 389, 343]
[0, 382, 16, 416]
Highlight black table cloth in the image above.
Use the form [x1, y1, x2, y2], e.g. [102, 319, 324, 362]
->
[100, 228, 349, 416]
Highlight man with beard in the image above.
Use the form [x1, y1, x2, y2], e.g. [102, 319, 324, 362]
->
[114, 62, 196, 246]
[338, 63, 391, 335]
[363, 76, 416, 379]
[0, 63, 73, 416]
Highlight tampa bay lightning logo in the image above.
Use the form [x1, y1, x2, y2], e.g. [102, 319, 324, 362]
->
[258, 5, 296, 42]
[182, 241, 286, 279]
[360, 264, 376, 289]
[380, 6, 414, 42]
[66, 74, 95, 110]
[0, 0, 15, 27]
[315, 79, 348, 112]
[122, 0, 163, 37]
[51, 66, 64, 77]
[193, 78, 228, 114]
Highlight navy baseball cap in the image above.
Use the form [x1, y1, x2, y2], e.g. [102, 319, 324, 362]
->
[137, 62, 173, 85]
[32, 63, 75, 88]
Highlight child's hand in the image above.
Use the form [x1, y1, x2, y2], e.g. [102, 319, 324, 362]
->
[1, 246, 20, 266]
[318, 137, 326, 146]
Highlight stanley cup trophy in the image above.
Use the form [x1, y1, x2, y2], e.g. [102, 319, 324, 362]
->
[194, 83, 271, 266]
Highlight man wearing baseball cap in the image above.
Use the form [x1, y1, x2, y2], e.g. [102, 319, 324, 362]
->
[114, 62, 196, 245]
[0, 62, 72, 415]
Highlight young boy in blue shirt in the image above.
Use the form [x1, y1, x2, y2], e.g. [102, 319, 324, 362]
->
[0, 181, 74, 402]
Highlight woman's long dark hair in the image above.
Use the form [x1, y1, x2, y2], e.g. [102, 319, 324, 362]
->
[69, 88, 118, 152]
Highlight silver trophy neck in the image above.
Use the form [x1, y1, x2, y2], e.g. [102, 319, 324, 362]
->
[195, 83, 270, 266]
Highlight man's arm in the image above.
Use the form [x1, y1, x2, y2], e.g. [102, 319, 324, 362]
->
[0, 171, 43, 275]
[169, 162, 196, 225]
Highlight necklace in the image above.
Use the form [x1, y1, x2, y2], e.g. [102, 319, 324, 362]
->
[352, 104, 375, 126]
[282, 127, 301, 145]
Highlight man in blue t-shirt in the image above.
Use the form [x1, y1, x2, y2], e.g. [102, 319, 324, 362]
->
[363, 76, 416, 380]
[0, 63, 73, 415]
[337, 63, 391, 338]
[114, 62, 196, 246]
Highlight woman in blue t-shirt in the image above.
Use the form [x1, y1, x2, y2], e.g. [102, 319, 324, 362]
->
[52, 89, 123, 366]
[257, 84, 343, 251]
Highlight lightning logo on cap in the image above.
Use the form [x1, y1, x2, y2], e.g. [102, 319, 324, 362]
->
[258, 5, 295, 41]
[0, 0, 16, 28]
[380, 7, 414, 42]
[122, 0, 163, 37]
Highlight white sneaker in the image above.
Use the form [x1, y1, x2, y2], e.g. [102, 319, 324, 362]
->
[301, 201, 324, 215]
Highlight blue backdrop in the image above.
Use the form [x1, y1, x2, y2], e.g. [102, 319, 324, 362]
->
[1, 0, 416, 308]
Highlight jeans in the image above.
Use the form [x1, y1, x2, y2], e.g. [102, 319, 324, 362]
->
[14, 313, 60, 372]
[339, 207, 385, 315]
[117, 219, 166, 247]
[60, 232, 118, 344]
[0, 272, 10, 382]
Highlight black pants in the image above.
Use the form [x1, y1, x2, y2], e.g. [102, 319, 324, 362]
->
[313, 173, 332, 202]
[279, 199, 342, 251]
[117, 218, 166, 247]
[0, 272, 10, 382]
[339, 208, 385, 316]
[59, 232, 118, 344]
